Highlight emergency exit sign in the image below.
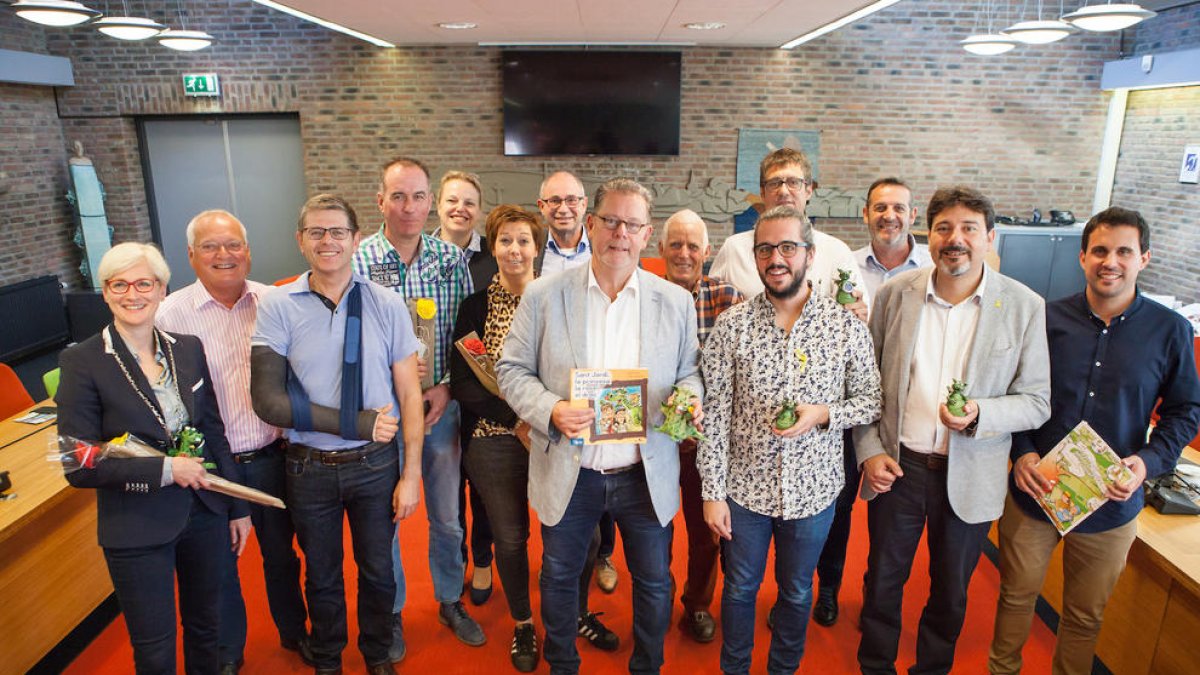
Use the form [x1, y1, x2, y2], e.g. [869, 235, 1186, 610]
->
[183, 73, 220, 97]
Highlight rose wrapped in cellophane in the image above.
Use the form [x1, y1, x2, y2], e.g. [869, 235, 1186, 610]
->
[48, 433, 286, 509]
[655, 386, 706, 443]
[455, 330, 500, 397]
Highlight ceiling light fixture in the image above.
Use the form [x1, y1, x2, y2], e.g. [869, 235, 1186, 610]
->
[249, 0, 394, 47]
[1062, 2, 1156, 32]
[11, 0, 101, 27]
[780, 0, 904, 49]
[437, 22, 477, 30]
[961, 0, 1019, 55]
[684, 22, 725, 30]
[157, 28, 214, 51]
[1003, 2, 1075, 44]
[95, 16, 165, 39]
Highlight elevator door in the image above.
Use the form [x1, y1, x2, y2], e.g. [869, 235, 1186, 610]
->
[140, 115, 308, 291]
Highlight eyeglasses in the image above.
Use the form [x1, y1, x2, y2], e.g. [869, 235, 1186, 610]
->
[302, 227, 354, 241]
[762, 177, 811, 192]
[593, 214, 648, 234]
[753, 241, 810, 260]
[540, 195, 584, 209]
[106, 278, 159, 294]
[196, 240, 246, 255]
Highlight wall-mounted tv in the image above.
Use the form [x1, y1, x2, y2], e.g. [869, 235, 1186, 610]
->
[502, 51, 681, 157]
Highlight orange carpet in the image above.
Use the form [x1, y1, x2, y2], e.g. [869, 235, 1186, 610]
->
[63, 494, 1057, 674]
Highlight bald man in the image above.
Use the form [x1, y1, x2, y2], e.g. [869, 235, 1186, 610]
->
[537, 170, 592, 275]
[658, 209, 743, 642]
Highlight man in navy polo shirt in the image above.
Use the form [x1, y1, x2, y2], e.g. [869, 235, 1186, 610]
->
[988, 206, 1200, 675]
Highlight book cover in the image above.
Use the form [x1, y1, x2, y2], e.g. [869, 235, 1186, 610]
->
[569, 368, 650, 445]
[1035, 420, 1135, 535]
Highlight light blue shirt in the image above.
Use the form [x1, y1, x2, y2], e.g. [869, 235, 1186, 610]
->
[540, 228, 591, 276]
[853, 235, 933, 297]
[252, 272, 420, 450]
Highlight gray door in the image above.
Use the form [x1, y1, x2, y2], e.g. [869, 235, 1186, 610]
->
[141, 116, 308, 291]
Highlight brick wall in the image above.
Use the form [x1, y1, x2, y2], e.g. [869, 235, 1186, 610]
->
[3, 0, 1157, 290]
[0, 14, 79, 288]
[1110, 4, 1200, 300]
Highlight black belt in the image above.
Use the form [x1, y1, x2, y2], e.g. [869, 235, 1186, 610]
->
[232, 438, 288, 464]
[900, 444, 947, 471]
[287, 441, 393, 465]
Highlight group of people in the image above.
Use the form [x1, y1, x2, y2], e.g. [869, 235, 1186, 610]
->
[54, 147, 1199, 675]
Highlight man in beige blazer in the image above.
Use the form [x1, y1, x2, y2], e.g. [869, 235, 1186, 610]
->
[854, 186, 1050, 675]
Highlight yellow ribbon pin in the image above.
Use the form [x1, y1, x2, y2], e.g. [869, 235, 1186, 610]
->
[795, 349, 809, 373]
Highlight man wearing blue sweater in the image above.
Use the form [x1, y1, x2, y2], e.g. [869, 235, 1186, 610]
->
[988, 206, 1200, 675]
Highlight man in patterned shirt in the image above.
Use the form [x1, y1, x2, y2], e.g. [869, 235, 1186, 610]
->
[699, 206, 881, 675]
[657, 208, 742, 643]
[351, 156, 483, 657]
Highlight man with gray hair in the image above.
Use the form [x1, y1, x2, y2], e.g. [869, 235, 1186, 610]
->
[499, 178, 703, 674]
[657, 208, 742, 642]
[700, 205, 880, 674]
[157, 210, 310, 673]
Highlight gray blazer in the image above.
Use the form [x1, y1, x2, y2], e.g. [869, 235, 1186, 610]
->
[497, 264, 703, 527]
[854, 267, 1050, 524]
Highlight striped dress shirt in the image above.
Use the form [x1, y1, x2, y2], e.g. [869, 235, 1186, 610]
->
[157, 280, 280, 454]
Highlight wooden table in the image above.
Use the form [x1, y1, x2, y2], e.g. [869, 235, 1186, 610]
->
[0, 402, 112, 675]
[1033, 446, 1200, 675]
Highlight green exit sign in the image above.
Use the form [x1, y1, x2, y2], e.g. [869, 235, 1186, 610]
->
[183, 73, 220, 97]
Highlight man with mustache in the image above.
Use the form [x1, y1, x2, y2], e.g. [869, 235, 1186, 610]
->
[988, 207, 1200, 675]
[699, 205, 880, 674]
[658, 208, 743, 643]
[855, 186, 1050, 675]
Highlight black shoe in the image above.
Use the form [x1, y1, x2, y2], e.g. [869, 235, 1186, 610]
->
[314, 667, 342, 675]
[813, 588, 839, 627]
[510, 623, 540, 672]
[577, 611, 619, 652]
[439, 600, 487, 646]
[469, 566, 493, 606]
[282, 636, 317, 667]
[219, 660, 243, 675]
[366, 663, 396, 675]
[767, 605, 776, 631]
[683, 610, 717, 643]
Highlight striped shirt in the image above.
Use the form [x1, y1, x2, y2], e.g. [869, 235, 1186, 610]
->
[157, 280, 280, 454]
[352, 229, 471, 384]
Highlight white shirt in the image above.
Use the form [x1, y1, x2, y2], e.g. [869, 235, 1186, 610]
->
[852, 235, 934, 298]
[710, 228, 870, 308]
[580, 266, 641, 470]
[157, 280, 280, 454]
[899, 268, 988, 455]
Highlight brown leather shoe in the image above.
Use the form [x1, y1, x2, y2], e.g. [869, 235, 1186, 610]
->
[683, 610, 717, 643]
[366, 663, 396, 675]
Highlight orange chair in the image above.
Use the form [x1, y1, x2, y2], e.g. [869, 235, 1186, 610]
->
[273, 274, 301, 286]
[639, 257, 667, 278]
[0, 363, 35, 419]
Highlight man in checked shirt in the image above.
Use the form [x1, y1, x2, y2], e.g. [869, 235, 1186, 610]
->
[352, 156, 483, 657]
[699, 206, 881, 675]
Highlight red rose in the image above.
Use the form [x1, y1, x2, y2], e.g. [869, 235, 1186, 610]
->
[463, 338, 486, 355]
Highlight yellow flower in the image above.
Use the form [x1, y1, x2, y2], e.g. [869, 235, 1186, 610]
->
[416, 298, 437, 320]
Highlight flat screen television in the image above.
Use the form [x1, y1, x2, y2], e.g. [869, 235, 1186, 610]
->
[502, 51, 681, 156]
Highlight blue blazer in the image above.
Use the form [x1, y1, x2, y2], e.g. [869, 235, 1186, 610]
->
[56, 325, 248, 549]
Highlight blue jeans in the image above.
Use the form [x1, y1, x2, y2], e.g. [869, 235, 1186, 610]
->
[286, 443, 398, 668]
[721, 498, 835, 675]
[218, 442, 308, 663]
[541, 465, 672, 675]
[104, 496, 226, 675]
[393, 399, 463, 608]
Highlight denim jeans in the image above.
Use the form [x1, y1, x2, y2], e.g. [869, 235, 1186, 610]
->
[393, 399, 464, 608]
[286, 443, 398, 669]
[104, 496, 226, 675]
[721, 498, 835, 675]
[541, 465, 673, 675]
[218, 443, 308, 663]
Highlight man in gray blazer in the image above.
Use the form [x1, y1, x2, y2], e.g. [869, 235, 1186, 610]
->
[498, 177, 703, 675]
[854, 186, 1050, 675]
